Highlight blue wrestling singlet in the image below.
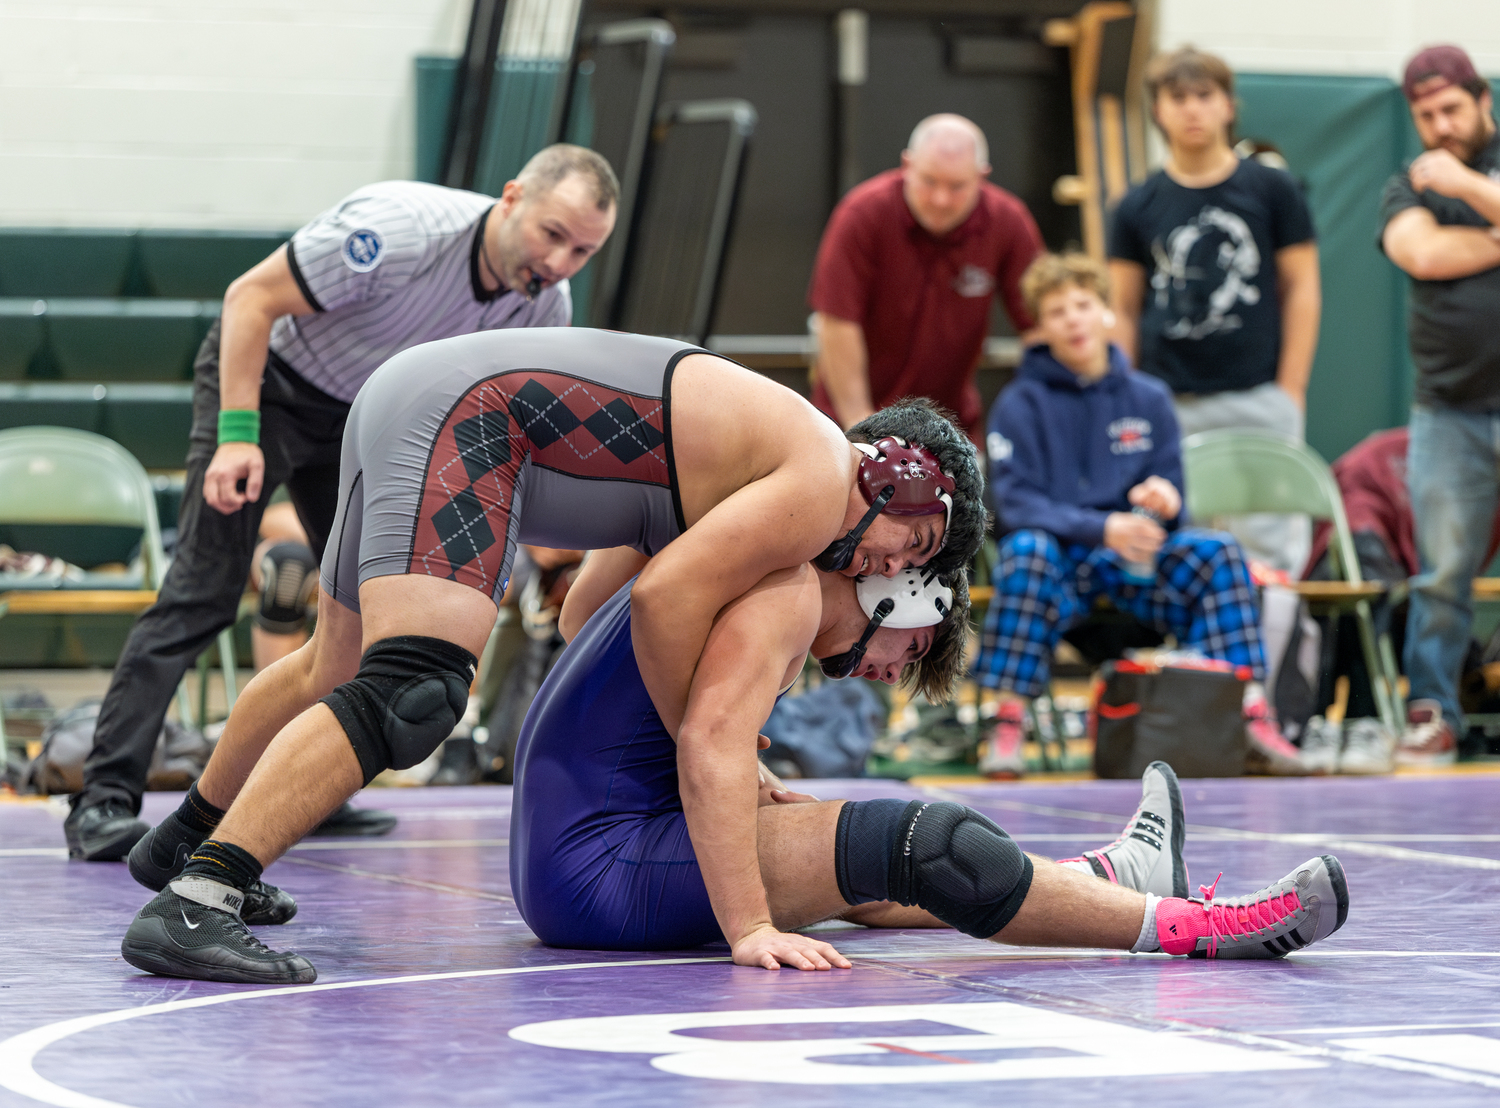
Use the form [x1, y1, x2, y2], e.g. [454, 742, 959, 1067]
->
[509, 581, 723, 951]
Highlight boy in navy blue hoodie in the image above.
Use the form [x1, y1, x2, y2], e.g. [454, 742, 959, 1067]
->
[975, 253, 1265, 777]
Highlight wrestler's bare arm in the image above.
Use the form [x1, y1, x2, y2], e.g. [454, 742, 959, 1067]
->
[634, 359, 853, 739]
[559, 547, 650, 643]
[675, 565, 849, 971]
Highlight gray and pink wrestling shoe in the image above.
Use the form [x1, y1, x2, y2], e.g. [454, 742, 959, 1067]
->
[1061, 760, 1188, 899]
[1155, 855, 1350, 959]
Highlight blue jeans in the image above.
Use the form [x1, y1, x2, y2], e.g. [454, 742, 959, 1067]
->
[1405, 405, 1500, 730]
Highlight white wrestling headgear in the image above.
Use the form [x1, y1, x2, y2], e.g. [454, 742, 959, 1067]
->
[821, 568, 954, 679]
[856, 566, 954, 628]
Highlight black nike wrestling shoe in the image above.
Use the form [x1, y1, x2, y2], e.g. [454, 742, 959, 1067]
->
[129, 818, 298, 925]
[121, 878, 317, 985]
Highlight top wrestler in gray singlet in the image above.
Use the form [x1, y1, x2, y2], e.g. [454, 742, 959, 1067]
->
[321, 327, 693, 611]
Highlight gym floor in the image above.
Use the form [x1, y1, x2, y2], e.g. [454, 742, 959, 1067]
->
[3, 772, 1499, 1107]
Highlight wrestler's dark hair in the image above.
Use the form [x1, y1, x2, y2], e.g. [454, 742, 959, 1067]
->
[898, 567, 972, 703]
[847, 398, 989, 579]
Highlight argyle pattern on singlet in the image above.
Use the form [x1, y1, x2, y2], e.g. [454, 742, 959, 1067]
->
[409, 370, 670, 595]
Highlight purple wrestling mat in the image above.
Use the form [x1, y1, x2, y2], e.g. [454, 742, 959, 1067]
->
[3, 774, 1499, 1107]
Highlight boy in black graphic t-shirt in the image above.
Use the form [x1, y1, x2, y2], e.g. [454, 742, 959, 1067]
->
[1108, 47, 1320, 575]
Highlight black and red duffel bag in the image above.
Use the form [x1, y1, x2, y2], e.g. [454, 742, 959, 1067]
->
[1091, 656, 1252, 779]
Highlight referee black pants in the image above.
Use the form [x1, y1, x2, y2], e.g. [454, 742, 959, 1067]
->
[74, 322, 349, 814]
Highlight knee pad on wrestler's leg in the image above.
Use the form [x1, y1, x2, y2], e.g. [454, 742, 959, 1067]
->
[255, 541, 319, 634]
[835, 799, 1033, 939]
[319, 636, 477, 786]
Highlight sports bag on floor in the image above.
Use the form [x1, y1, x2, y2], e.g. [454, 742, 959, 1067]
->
[1091, 656, 1250, 779]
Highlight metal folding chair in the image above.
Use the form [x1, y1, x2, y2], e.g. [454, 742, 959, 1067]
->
[1181, 428, 1404, 735]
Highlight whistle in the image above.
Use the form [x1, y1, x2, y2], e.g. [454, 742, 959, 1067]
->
[525, 275, 543, 299]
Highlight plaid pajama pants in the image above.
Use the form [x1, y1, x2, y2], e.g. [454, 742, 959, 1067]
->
[974, 527, 1266, 697]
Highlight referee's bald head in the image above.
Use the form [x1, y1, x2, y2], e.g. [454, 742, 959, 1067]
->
[516, 144, 619, 212]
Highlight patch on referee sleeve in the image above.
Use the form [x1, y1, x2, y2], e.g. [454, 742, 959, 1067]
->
[342, 228, 384, 272]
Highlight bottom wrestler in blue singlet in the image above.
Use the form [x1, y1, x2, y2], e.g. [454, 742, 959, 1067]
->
[510, 580, 724, 950]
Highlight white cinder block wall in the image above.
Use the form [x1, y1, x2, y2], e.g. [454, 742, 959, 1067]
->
[5, 1, 1500, 228]
[1157, 0, 1500, 77]
[0, 0, 467, 228]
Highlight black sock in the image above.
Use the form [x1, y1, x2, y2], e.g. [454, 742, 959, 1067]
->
[175, 782, 226, 835]
[179, 839, 263, 892]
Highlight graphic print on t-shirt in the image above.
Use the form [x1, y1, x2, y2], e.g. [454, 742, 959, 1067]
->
[1149, 205, 1261, 342]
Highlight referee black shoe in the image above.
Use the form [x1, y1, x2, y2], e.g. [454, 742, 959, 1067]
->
[64, 800, 148, 862]
[129, 818, 298, 925]
[121, 879, 317, 985]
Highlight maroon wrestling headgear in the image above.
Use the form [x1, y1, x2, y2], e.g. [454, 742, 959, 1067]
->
[815, 437, 955, 572]
[1403, 45, 1485, 102]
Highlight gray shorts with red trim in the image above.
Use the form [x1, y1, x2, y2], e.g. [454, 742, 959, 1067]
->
[319, 327, 693, 612]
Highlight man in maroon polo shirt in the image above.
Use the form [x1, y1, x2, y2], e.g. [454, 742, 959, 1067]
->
[809, 113, 1044, 438]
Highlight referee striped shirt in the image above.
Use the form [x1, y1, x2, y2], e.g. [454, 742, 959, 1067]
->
[269, 181, 570, 403]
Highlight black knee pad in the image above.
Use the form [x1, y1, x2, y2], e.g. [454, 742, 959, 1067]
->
[320, 636, 477, 785]
[835, 799, 1033, 939]
[255, 541, 319, 634]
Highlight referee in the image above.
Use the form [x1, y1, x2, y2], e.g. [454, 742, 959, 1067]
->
[65, 144, 619, 860]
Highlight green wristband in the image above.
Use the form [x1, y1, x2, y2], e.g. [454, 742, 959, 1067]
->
[218, 409, 261, 445]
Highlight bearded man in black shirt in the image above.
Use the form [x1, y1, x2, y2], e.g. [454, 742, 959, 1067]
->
[1380, 44, 1500, 767]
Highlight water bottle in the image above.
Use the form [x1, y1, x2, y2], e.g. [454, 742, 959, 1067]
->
[1121, 506, 1159, 586]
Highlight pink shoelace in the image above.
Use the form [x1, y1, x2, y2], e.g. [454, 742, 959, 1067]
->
[1198, 872, 1302, 958]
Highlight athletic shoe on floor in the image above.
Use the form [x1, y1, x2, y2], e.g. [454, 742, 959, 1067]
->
[64, 800, 148, 861]
[1243, 698, 1308, 775]
[1298, 716, 1343, 775]
[1061, 760, 1187, 898]
[1396, 699, 1457, 767]
[1154, 854, 1349, 959]
[121, 878, 316, 985]
[129, 818, 297, 925]
[1340, 717, 1396, 775]
[308, 800, 399, 837]
[977, 699, 1026, 779]
[427, 736, 482, 786]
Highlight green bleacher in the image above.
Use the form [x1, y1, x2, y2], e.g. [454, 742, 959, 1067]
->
[0, 229, 289, 468]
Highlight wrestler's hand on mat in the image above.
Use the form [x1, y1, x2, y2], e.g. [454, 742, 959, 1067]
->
[756, 758, 820, 806]
[204, 441, 265, 514]
[757, 759, 819, 802]
[733, 925, 852, 971]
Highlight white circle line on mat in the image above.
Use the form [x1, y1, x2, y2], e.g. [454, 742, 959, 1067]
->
[0, 957, 724, 1108]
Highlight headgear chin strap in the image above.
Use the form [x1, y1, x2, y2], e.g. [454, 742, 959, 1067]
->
[814, 437, 957, 572]
[818, 568, 954, 679]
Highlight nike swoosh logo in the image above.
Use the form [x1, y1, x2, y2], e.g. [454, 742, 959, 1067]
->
[181, 906, 202, 930]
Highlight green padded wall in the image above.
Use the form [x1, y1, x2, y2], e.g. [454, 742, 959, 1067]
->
[0, 307, 44, 379]
[414, 56, 459, 185]
[136, 231, 289, 299]
[0, 384, 191, 468]
[0, 229, 136, 298]
[413, 54, 570, 195]
[45, 300, 202, 382]
[1235, 74, 1425, 461]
